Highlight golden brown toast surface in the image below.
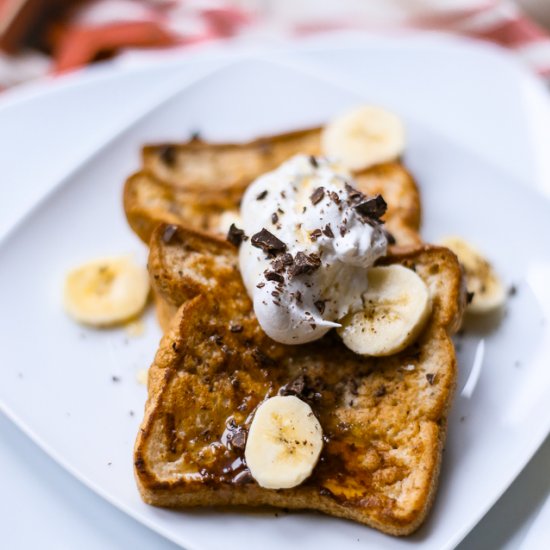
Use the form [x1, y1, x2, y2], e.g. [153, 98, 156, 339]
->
[134, 225, 465, 536]
[124, 127, 421, 246]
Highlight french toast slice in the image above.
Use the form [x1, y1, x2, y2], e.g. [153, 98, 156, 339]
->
[124, 127, 421, 246]
[134, 224, 465, 535]
[142, 128, 321, 193]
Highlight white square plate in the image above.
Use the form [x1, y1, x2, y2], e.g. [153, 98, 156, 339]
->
[1, 59, 550, 550]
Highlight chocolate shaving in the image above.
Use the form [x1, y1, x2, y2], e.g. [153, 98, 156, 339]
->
[292, 290, 303, 304]
[322, 224, 334, 238]
[251, 228, 287, 255]
[256, 190, 268, 200]
[310, 186, 325, 205]
[158, 145, 176, 166]
[226, 223, 245, 247]
[265, 271, 284, 283]
[329, 191, 341, 205]
[230, 324, 243, 333]
[374, 385, 386, 398]
[314, 300, 326, 314]
[289, 252, 321, 277]
[271, 252, 294, 273]
[162, 224, 179, 244]
[345, 183, 367, 204]
[466, 291, 475, 304]
[310, 228, 322, 242]
[309, 155, 319, 167]
[256, 282, 265, 288]
[354, 194, 387, 221]
[426, 373, 436, 385]
[279, 375, 321, 403]
[271, 212, 279, 224]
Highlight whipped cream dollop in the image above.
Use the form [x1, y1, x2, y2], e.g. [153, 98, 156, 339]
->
[238, 155, 388, 345]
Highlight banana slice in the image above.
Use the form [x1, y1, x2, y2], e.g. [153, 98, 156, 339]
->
[245, 395, 323, 489]
[439, 236, 505, 314]
[338, 265, 431, 356]
[64, 256, 149, 327]
[321, 105, 405, 171]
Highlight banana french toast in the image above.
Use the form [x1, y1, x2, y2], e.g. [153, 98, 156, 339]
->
[134, 224, 466, 535]
[123, 127, 421, 246]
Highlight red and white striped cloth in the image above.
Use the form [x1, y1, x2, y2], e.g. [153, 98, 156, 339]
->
[1, 0, 550, 90]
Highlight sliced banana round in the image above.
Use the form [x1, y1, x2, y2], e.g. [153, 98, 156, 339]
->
[321, 105, 405, 171]
[245, 395, 323, 489]
[439, 236, 505, 314]
[63, 256, 149, 327]
[337, 265, 432, 356]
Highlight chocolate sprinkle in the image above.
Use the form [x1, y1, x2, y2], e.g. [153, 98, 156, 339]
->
[256, 190, 268, 200]
[354, 194, 387, 221]
[251, 228, 287, 255]
[158, 145, 176, 166]
[310, 186, 325, 205]
[279, 375, 323, 403]
[310, 228, 323, 242]
[314, 300, 326, 314]
[265, 271, 284, 283]
[271, 253, 294, 272]
[345, 183, 367, 204]
[226, 223, 245, 247]
[162, 224, 179, 244]
[329, 191, 341, 205]
[279, 375, 306, 397]
[322, 224, 335, 238]
[289, 252, 321, 277]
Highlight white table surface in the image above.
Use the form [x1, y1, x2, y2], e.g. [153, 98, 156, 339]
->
[1, 34, 549, 549]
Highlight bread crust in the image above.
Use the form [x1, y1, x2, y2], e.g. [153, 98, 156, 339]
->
[134, 226, 466, 536]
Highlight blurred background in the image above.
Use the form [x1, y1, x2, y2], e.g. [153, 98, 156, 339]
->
[1, 0, 550, 91]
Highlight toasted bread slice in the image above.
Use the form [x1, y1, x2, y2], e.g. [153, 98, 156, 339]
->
[134, 224, 465, 536]
[142, 128, 321, 193]
[124, 127, 421, 246]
